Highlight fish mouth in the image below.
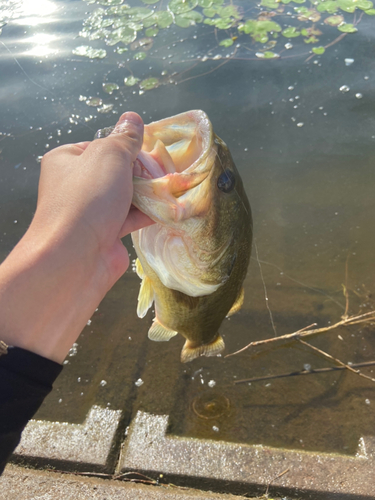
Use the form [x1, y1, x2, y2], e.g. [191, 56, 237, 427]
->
[133, 110, 214, 183]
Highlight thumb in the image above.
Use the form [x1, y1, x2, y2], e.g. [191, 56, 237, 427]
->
[93, 112, 144, 166]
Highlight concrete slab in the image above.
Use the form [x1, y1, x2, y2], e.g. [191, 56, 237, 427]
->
[0, 464, 252, 500]
[13, 406, 122, 472]
[119, 411, 375, 500]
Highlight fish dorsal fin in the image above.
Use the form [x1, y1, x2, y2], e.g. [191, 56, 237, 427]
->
[148, 319, 178, 342]
[135, 258, 145, 279]
[227, 287, 245, 317]
[181, 334, 225, 363]
[137, 275, 154, 318]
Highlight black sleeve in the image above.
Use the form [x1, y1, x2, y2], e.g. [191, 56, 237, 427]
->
[0, 347, 63, 474]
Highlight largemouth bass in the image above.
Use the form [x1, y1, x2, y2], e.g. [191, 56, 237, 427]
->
[95, 110, 252, 362]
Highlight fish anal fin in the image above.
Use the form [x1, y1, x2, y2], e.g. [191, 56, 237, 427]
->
[227, 287, 245, 317]
[137, 276, 154, 318]
[148, 319, 178, 342]
[181, 334, 225, 363]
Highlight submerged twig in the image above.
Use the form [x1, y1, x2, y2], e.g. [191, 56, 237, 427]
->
[226, 311, 375, 358]
[298, 339, 375, 383]
[234, 360, 375, 385]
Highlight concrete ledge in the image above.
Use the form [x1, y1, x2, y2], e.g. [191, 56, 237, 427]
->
[119, 411, 375, 499]
[13, 406, 122, 472]
[0, 464, 250, 500]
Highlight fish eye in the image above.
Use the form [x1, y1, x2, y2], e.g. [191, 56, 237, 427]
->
[217, 169, 235, 193]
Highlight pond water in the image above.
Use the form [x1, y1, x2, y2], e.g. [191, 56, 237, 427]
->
[1, 0, 375, 457]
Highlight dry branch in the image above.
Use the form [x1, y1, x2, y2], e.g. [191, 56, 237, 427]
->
[225, 311, 375, 358]
[234, 360, 375, 385]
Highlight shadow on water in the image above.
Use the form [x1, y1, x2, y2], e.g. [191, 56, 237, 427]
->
[1, 0, 375, 457]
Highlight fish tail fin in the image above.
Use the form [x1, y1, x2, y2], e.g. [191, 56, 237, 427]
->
[181, 334, 225, 363]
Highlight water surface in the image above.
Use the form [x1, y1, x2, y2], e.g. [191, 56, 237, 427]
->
[1, 0, 375, 456]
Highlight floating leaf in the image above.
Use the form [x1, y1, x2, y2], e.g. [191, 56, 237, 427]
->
[264, 40, 277, 49]
[176, 10, 203, 26]
[303, 35, 318, 43]
[86, 97, 103, 106]
[257, 20, 282, 32]
[337, 0, 356, 12]
[155, 11, 174, 27]
[301, 26, 322, 36]
[143, 14, 157, 27]
[217, 5, 242, 19]
[357, 0, 373, 8]
[97, 104, 114, 114]
[253, 32, 269, 43]
[124, 76, 140, 86]
[116, 47, 128, 53]
[113, 17, 131, 28]
[282, 26, 300, 37]
[175, 15, 193, 27]
[107, 5, 131, 15]
[219, 38, 234, 47]
[197, 0, 212, 6]
[133, 51, 147, 60]
[297, 9, 321, 21]
[107, 26, 137, 45]
[72, 45, 107, 58]
[256, 51, 279, 58]
[364, 7, 375, 13]
[140, 77, 159, 90]
[168, 0, 198, 14]
[98, 0, 123, 5]
[260, 0, 279, 8]
[126, 7, 153, 20]
[214, 17, 234, 29]
[316, 1, 338, 13]
[324, 14, 344, 25]
[131, 37, 153, 50]
[242, 19, 256, 33]
[145, 26, 159, 36]
[103, 82, 119, 93]
[204, 17, 216, 25]
[337, 22, 358, 32]
[88, 28, 111, 40]
[127, 21, 144, 31]
[212, 0, 224, 4]
[263, 51, 279, 58]
[203, 7, 217, 16]
[312, 46, 325, 54]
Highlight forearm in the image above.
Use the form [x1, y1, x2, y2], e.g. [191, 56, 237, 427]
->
[0, 219, 114, 363]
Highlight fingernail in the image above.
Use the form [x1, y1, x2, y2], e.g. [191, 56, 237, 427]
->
[114, 112, 143, 133]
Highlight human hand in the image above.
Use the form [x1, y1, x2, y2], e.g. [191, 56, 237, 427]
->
[0, 112, 153, 362]
[35, 111, 153, 286]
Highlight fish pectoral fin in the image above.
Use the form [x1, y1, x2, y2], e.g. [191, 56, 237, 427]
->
[137, 276, 154, 318]
[227, 287, 245, 317]
[181, 334, 225, 363]
[135, 258, 145, 279]
[148, 319, 178, 342]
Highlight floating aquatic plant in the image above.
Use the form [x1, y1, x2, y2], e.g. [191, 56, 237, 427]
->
[71, 0, 374, 98]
